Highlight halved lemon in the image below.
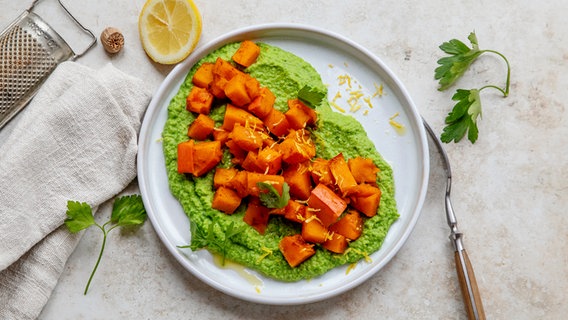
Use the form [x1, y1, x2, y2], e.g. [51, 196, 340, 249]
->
[138, 0, 202, 65]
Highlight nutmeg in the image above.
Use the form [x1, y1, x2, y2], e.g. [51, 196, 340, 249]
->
[100, 27, 124, 54]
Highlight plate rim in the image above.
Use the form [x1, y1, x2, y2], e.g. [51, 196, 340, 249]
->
[137, 22, 429, 305]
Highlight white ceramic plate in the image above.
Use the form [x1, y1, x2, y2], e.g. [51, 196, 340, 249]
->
[137, 24, 429, 305]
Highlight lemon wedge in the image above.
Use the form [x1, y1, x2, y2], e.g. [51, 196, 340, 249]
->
[138, 0, 202, 64]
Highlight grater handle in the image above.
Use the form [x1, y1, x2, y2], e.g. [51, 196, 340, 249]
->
[28, 0, 97, 60]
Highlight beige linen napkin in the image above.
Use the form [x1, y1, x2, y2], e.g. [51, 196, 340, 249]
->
[0, 61, 151, 319]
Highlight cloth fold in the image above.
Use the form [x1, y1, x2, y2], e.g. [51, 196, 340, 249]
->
[0, 61, 152, 319]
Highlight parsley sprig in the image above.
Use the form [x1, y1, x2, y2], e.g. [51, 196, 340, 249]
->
[64, 195, 147, 295]
[257, 182, 290, 209]
[435, 31, 511, 143]
[180, 220, 247, 265]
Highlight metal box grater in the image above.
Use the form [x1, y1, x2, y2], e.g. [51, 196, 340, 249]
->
[0, 0, 96, 129]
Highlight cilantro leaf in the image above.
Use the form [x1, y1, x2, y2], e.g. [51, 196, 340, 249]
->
[257, 182, 290, 209]
[181, 220, 247, 265]
[440, 89, 482, 143]
[298, 84, 325, 107]
[110, 194, 147, 227]
[64, 201, 95, 233]
[435, 32, 483, 91]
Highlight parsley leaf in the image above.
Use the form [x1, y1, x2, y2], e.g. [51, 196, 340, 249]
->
[180, 220, 247, 265]
[440, 89, 481, 143]
[435, 32, 483, 91]
[64, 195, 147, 295]
[257, 182, 290, 209]
[65, 201, 95, 233]
[298, 84, 325, 107]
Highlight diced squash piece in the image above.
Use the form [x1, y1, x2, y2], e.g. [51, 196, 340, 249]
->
[211, 186, 242, 214]
[283, 200, 307, 223]
[257, 147, 283, 175]
[225, 140, 247, 164]
[263, 108, 290, 137]
[212, 128, 230, 145]
[243, 198, 270, 234]
[285, 99, 318, 130]
[241, 151, 263, 173]
[349, 185, 381, 217]
[213, 57, 241, 81]
[192, 140, 223, 177]
[279, 234, 315, 268]
[282, 162, 312, 200]
[187, 114, 215, 140]
[329, 153, 358, 195]
[221, 104, 263, 131]
[209, 75, 228, 99]
[329, 209, 363, 240]
[348, 183, 381, 197]
[228, 170, 248, 198]
[192, 62, 214, 88]
[246, 172, 285, 197]
[302, 213, 328, 244]
[224, 73, 251, 107]
[177, 140, 195, 174]
[278, 130, 316, 164]
[230, 123, 264, 151]
[348, 157, 380, 185]
[322, 232, 349, 254]
[186, 86, 214, 114]
[213, 167, 238, 189]
[307, 183, 347, 227]
[310, 158, 334, 186]
[232, 40, 261, 67]
[248, 87, 276, 119]
[245, 76, 261, 100]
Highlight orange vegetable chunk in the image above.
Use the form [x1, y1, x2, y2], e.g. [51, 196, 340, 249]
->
[302, 214, 328, 243]
[192, 62, 214, 88]
[213, 57, 241, 81]
[322, 232, 349, 254]
[348, 157, 380, 185]
[257, 147, 283, 175]
[329, 153, 358, 195]
[186, 86, 214, 114]
[263, 108, 290, 137]
[241, 151, 263, 173]
[212, 128, 230, 145]
[224, 73, 251, 107]
[248, 87, 276, 119]
[279, 234, 316, 268]
[349, 185, 381, 217]
[230, 123, 264, 151]
[245, 76, 261, 100]
[232, 40, 261, 67]
[243, 198, 271, 234]
[225, 140, 247, 164]
[310, 158, 334, 186]
[285, 99, 318, 130]
[307, 183, 347, 227]
[282, 162, 312, 200]
[228, 170, 249, 198]
[222, 104, 263, 131]
[187, 114, 215, 140]
[283, 200, 307, 223]
[177, 140, 195, 174]
[329, 209, 363, 240]
[213, 167, 238, 189]
[278, 129, 316, 164]
[246, 172, 285, 197]
[192, 140, 223, 177]
[211, 186, 242, 214]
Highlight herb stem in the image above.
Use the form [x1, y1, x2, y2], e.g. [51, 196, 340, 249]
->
[84, 224, 109, 295]
[482, 49, 511, 97]
[479, 84, 507, 97]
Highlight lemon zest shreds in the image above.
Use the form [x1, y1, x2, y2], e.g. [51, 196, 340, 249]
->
[346, 263, 357, 274]
[331, 102, 346, 113]
[256, 247, 273, 264]
[372, 83, 384, 98]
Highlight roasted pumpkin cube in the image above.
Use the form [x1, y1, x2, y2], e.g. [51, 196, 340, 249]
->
[228, 170, 249, 198]
[213, 167, 238, 189]
[302, 213, 329, 243]
[224, 73, 252, 107]
[222, 104, 263, 131]
[329, 209, 363, 240]
[192, 62, 214, 88]
[310, 158, 334, 186]
[177, 140, 195, 174]
[279, 234, 315, 268]
[241, 151, 263, 173]
[278, 130, 316, 164]
[349, 185, 381, 217]
[257, 147, 283, 175]
[225, 140, 247, 164]
[263, 108, 290, 137]
[282, 162, 312, 200]
[232, 40, 261, 67]
[192, 140, 223, 177]
[348, 157, 380, 185]
[212, 128, 230, 145]
[230, 123, 264, 151]
[211, 186, 242, 214]
[248, 87, 276, 119]
[283, 200, 307, 223]
[186, 86, 214, 114]
[329, 153, 358, 195]
[307, 183, 347, 227]
[244, 76, 261, 100]
[212, 57, 241, 81]
[243, 197, 271, 234]
[322, 232, 349, 254]
[187, 114, 215, 140]
[285, 99, 318, 130]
